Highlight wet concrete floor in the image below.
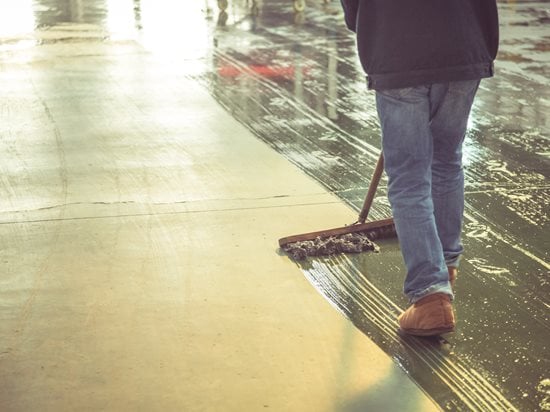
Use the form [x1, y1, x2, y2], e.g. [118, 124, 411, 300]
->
[0, 1, 443, 411]
[199, 1, 549, 410]
[0, 0, 549, 410]
[202, 1, 549, 410]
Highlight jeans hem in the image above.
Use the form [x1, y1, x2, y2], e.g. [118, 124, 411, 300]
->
[408, 281, 454, 304]
[445, 254, 462, 268]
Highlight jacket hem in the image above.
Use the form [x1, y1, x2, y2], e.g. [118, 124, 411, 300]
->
[367, 62, 494, 90]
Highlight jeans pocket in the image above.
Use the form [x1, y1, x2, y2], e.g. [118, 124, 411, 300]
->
[376, 86, 431, 160]
[377, 85, 429, 101]
[448, 79, 481, 96]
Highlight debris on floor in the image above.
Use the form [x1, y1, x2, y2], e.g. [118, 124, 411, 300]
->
[282, 232, 380, 260]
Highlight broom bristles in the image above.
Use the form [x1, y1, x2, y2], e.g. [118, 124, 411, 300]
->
[281, 224, 396, 261]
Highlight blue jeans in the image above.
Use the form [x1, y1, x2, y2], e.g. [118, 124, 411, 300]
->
[375, 80, 480, 303]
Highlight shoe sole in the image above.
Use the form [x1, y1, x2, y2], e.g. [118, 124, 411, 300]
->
[399, 326, 455, 337]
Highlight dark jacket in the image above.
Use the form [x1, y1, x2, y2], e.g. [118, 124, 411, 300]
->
[340, 0, 499, 90]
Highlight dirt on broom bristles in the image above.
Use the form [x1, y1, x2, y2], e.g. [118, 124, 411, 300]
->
[281, 225, 396, 261]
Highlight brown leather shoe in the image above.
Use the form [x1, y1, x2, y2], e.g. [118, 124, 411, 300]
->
[448, 266, 458, 288]
[398, 293, 455, 336]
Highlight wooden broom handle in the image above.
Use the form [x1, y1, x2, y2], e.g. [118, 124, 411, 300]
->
[357, 153, 384, 224]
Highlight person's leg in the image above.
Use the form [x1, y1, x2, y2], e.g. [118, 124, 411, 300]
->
[375, 86, 453, 304]
[429, 80, 480, 270]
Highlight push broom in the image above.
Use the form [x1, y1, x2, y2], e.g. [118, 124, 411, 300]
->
[279, 153, 397, 260]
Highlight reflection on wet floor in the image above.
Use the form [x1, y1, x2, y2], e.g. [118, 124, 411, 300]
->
[1, 0, 549, 410]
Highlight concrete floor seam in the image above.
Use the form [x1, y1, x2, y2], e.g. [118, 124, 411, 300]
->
[0, 200, 345, 226]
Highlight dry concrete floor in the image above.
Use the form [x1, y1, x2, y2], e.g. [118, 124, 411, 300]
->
[0, 29, 439, 411]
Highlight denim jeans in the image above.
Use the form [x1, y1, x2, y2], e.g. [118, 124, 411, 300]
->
[375, 80, 480, 303]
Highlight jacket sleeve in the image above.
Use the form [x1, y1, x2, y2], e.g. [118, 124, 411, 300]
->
[340, 0, 359, 32]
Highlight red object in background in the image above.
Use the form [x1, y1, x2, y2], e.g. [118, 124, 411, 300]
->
[218, 64, 297, 78]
